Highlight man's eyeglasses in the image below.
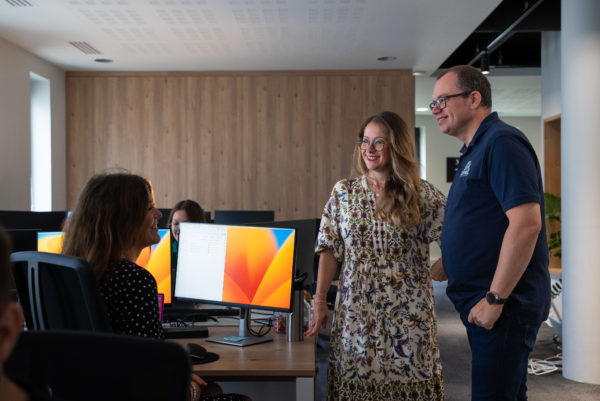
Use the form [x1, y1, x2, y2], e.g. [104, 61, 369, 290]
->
[358, 138, 386, 152]
[429, 91, 471, 111]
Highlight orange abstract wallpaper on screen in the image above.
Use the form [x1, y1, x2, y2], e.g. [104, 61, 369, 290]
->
[37, 230, 171, 303]
[136, 230, 171, 303]
[37, 232, 65, 254]
[222, 226, 295, 310]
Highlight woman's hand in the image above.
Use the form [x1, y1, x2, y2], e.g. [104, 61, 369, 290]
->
[306, 249, 338, 337]
[430, 258, 447, 281]
[305, 299, 330, 337]
[189, 373, 207, 401]
[191, 373, 207, 387]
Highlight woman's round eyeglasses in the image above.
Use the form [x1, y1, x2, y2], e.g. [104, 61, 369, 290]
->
[358, 138, 386, 152]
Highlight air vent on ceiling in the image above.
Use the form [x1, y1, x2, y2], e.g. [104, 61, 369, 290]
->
[5, 0, 34, 6]
[69, 41, 101, 55]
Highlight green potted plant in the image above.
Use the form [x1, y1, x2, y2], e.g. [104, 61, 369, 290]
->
[544, 192, 561, 258]
[544, 192, 562, 344]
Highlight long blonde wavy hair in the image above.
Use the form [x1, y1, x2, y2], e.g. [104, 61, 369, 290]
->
[352, 111, 421, 227]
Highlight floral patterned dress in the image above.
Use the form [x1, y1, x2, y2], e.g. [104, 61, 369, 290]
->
[317, 176, 446, 401]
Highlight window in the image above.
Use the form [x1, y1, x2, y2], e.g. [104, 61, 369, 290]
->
[30, 72, 51, 211]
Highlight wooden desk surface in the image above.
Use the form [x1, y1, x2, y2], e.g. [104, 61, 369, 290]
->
[171, 326, 316, 378]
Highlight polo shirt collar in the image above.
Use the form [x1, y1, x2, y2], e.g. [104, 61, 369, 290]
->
[460, 111, 499, 155]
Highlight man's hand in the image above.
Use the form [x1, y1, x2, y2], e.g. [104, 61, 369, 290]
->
[468, 298, 503, 330]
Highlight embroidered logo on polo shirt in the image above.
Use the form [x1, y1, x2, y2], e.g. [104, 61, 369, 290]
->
[459, 161, 472, 177]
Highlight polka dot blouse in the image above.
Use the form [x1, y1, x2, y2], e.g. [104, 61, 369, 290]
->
[99, 259, 164, 339]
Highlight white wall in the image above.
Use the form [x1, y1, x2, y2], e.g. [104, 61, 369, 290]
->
[0, 37, 66, 211]
[541, 31, 562, 120]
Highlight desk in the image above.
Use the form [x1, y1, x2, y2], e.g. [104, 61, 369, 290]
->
[171, 326, 316, 401]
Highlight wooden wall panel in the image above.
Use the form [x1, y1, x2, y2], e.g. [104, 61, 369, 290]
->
[543, 115, 561, 271]
[66, 70, 414, 220]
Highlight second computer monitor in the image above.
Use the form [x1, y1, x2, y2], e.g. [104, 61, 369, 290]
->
[213, 210, 274, 225]
[37, 229, 173, 304]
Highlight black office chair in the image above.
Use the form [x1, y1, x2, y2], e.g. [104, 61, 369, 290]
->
[5, 330, 191, 401]
[10, 251, 112, 332]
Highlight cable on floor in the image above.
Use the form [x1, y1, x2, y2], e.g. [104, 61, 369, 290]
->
[528, 353, 562, 375]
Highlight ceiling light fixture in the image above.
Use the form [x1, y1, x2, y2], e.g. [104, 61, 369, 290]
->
[480, 52, 490, 75]
[412, 71, 425, 76]
[416, 107, 429, 112]
[377, 56, 397, 62]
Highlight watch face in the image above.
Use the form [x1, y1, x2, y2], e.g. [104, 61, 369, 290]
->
[486, 291, 506, 305]
[486, 291, 498, 304]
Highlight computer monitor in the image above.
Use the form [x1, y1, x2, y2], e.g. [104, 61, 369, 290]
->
[213, 210, 274, 225]
[0, 210, 69, 231]
[136, 229, 172, 304]
[37, 231, 65, 253]
[175, 222, 296, 346]
[36, 229, 173, 304]
[247, 219, 320, 288]
[5, 229, 40, 252]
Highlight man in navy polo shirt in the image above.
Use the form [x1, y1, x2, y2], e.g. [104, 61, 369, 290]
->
[430, 65, 550, 400]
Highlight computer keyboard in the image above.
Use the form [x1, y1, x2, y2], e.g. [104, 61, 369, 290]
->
[163, 326, 209, 339]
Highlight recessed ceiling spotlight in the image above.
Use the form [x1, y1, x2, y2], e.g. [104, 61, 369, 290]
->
[377, 56, 397, 62]
[94, 58, 113, 63]
[412, 71, 425, 76]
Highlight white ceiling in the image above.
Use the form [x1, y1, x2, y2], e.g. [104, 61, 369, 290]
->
[0, 0, 541, 116]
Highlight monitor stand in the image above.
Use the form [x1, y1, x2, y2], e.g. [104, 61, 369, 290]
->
[205, 308, 273, 347]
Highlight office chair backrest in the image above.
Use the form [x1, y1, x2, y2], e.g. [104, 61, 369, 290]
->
[5, 330, 191, 401]
[10, 251, 112, 332]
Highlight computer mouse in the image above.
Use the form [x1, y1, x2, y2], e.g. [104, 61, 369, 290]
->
[186, 343, 207, 361]
[185, 343, 220, 365]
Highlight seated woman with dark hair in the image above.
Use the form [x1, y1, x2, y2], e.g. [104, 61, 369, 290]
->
[168, 199, 206, 242]
[62, 172, 249, 401]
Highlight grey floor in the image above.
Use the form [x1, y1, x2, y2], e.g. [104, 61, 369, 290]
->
[315, 281, 600, 400]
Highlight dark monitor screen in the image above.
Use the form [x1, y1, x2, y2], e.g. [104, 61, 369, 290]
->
[175, 222, 296, 313]
[5, 229, 39, 252]
[0, 211, 68, 231]
[213, 210, 274, 225]
[157, 209, 172, 229]
[37, 229, 173, 304]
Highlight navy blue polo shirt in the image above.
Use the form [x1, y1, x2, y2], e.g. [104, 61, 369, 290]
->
[441, 112, 550, 324]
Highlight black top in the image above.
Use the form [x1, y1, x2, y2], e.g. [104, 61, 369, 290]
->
[99, 259, 164, 339]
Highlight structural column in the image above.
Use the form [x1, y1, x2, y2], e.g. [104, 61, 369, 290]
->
[561, 0, 600, 384]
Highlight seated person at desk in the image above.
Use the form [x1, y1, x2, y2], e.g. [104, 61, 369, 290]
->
[61, 172, 249, 401]
[167, 199, 206, 272]
[167, 199, 206, 243]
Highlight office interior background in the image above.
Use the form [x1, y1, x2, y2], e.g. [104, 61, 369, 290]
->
[1, 0, 599, 395]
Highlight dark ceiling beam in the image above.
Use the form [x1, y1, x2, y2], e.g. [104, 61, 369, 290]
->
[467, 0, 546, 67]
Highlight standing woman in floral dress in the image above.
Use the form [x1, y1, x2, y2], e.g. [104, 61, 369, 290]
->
[306, 111, 447, 400]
